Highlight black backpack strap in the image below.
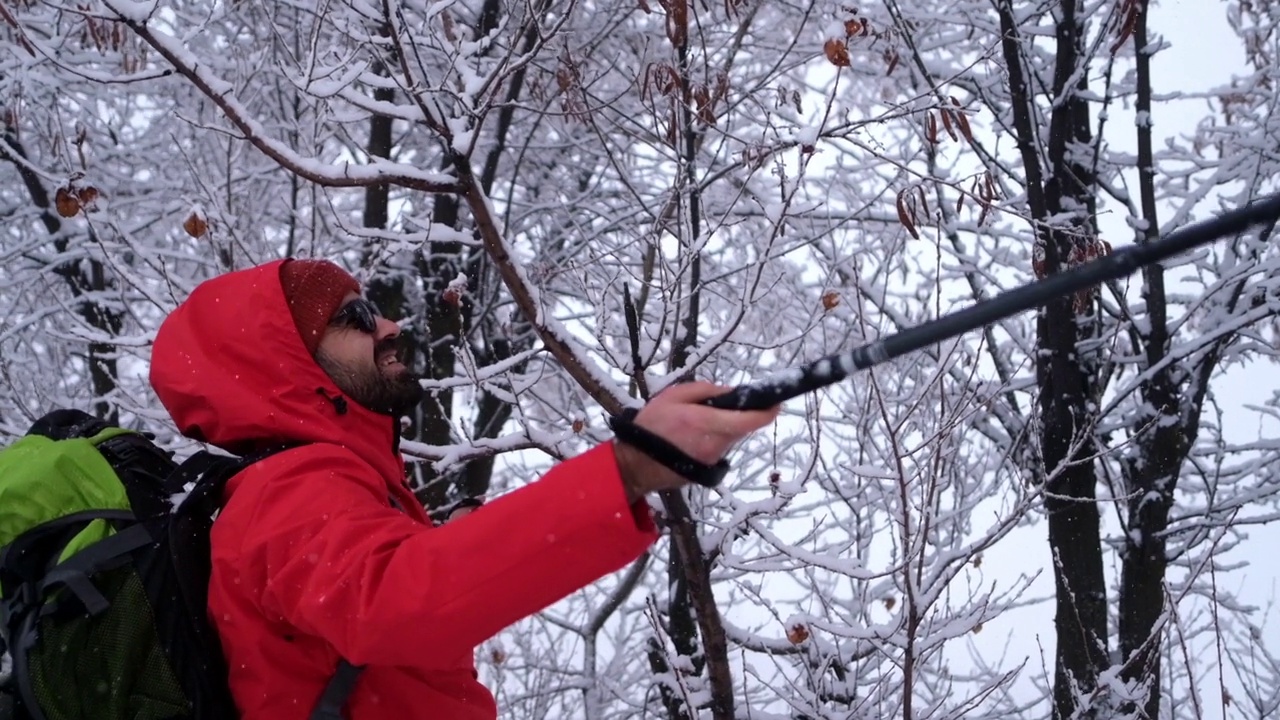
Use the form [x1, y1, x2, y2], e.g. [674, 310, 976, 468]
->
[166, 444, 301, 509]
[0, 510, 137, 614]
[0, 510, 134, 571]
[171, 445, 371, 712]
[34, 523, 153, 617]
[170, 445, 368, 720]
[9, 608, 42, 720]
[309, 660, 364, 720]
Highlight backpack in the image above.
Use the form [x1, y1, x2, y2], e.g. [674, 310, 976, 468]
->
[0, 409, 361, 720]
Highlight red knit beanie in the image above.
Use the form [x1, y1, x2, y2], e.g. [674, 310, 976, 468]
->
[278, 259, 361, 355]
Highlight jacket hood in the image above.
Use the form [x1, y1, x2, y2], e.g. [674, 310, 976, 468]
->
[149, 259, 404, 485]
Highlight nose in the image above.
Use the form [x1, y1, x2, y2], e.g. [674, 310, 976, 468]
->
[374, 316, 401, 341]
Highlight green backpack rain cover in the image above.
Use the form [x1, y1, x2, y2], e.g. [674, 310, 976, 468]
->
[0, 409, 358, 720]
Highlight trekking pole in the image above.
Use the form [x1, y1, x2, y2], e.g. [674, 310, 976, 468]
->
[703, 193, 1280, 411]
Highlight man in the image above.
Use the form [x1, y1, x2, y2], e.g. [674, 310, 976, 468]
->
[148, 258, 778, 719]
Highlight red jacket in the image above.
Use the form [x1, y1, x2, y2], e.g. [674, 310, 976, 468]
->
[149, 260, 659, 719]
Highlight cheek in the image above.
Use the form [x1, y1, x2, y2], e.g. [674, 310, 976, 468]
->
[317, 334, 375, 368]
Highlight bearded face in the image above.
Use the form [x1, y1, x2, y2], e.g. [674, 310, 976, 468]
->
[316, 330, 425, 418]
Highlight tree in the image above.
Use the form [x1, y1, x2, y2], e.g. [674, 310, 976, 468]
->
[866, 0, 1280, 715]
[2, 0, 1278, 718]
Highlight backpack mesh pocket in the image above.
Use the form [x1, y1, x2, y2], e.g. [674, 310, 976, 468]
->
[27, 566, 189, 720]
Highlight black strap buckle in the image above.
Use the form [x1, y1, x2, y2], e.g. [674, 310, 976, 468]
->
[607, 408, 730, 488]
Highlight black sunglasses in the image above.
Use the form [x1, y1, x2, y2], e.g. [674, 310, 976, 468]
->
[329, 298, 382, 334]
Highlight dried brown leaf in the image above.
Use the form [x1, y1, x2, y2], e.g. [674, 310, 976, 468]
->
[940, 109, 958, 141]
[1110, 0, 1140, 55]
[896, 190, 919, 240]
[77, 186, 99, 207]
[441, 9, 457, 44]
[824, 38, 851, 67]
[956, 110, 974, 143]
[949, 96, 976, 143]
[884, 48, 900, 75]
[786, 623, 810, 644]
[183, 210, 208, 238]
[666, 0, 688, 46]
[55, 187, 80, 218]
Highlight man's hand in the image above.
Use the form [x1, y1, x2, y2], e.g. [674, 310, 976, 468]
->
[613, 381, 781, 502]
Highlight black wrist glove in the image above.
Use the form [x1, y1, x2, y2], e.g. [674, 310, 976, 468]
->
[607, 408, 730, 488]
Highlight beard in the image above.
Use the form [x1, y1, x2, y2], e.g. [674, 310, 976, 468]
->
[316, 337, 425, 417]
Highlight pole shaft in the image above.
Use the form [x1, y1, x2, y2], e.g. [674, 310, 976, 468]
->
[703, 194, 1280, 410]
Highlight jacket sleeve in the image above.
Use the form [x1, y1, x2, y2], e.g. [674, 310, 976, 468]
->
[246, 441, 658, 669]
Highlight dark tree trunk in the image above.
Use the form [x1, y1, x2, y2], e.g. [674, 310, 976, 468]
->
[996, 2, 1109, 716]
[0, 130, 121, 422]
[373, 0, 535, 511]
[1115, 2, 1179, 715]
[1041, 3, 1110, 713]
[646, 3, 735, 716]
[352, 53, 469, 509]
[646, 635, 692, 720]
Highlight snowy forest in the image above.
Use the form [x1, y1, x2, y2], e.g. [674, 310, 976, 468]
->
[3, 0, 1280, 718]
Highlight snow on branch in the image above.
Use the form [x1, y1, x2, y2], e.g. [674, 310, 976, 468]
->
[102, 0, 462, 195]
[456, 161, 633, 414]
